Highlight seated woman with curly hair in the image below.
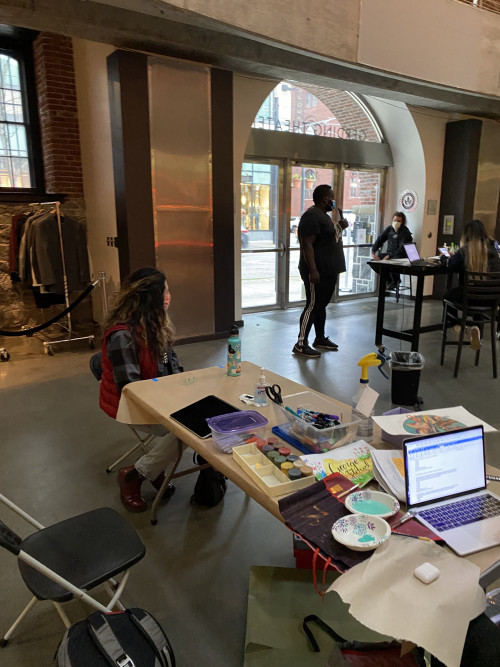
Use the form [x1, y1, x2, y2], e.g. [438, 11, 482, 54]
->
[99, 266, 183, 512]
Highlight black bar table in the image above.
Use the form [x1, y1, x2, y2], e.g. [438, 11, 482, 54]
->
[368, 259, 448, 351]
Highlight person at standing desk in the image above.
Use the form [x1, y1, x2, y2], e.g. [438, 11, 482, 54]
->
[292, 184, 348, 358]
[99, 266, 183, 512]
[371, 211, 413, 290]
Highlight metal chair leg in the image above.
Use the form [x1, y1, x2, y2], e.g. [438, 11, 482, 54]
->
[454, 320, 466, 378]
[105, 432, 156, 473]
[440, 304, 448, 366]
[491, 317, 498, 379]
[1, 596, 38, 646]
[53, 602, 71, 629]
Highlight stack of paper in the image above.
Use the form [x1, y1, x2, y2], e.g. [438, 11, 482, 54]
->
[371, 449, 406, 501]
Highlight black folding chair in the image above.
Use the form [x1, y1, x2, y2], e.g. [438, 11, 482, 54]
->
[0, 493, 145, 646]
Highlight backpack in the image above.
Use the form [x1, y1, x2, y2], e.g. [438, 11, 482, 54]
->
[190, 454, 227, 507]
[55, 607, 175, 667]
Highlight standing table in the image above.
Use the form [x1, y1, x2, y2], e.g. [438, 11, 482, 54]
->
[369, 259, 448, 351]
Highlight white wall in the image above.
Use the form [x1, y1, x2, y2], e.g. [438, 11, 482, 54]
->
[154, 0, 500, 97]
[232, 75, 277, 319]
[363, 97, 449, 295]
[72, 39, 120, 323]
[358, 0, 500, 97]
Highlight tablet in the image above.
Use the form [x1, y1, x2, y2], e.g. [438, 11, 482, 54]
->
[170, 395, 240, 439]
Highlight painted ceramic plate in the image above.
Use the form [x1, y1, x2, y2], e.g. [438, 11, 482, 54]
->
[345, 490, 400, 519]
[331, 513, 391, 552]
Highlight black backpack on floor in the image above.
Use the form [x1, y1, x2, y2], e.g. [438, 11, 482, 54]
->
[55, 607, 175, 667]
[190, 454, 227, 507]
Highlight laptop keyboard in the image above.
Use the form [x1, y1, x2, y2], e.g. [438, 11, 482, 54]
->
[419, 494, 500, 532]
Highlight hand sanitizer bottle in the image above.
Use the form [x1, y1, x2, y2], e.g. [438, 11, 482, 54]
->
[253, 368, 268, 406]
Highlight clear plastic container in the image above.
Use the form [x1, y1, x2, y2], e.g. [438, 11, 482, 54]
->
[206, 410, 268, 453]
[272, 391, 361, 453]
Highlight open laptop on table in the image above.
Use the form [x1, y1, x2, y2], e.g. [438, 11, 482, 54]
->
[404, 425, 500, 556]
[403, 243, 440, 267]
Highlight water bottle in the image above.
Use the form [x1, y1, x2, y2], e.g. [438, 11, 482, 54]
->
[227, 324, 241, 376]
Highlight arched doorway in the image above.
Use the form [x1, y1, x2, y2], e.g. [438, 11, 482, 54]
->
[240, 81, 391, 312]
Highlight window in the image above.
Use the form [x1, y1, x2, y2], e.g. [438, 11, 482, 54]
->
[350, 178, 358, 197]
[0, 35, 42, 192]
[0, 53, 31, 187]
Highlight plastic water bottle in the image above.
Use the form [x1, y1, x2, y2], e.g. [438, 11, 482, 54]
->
[253, 368, 268, 406]
[227, 325, 241, 376]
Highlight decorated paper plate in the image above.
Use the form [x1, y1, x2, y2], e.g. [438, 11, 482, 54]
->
[345, 490, 400, 519]
[331, 513, 391, 552]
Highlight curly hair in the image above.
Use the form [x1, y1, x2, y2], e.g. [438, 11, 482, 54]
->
[105, 267, 175, 358]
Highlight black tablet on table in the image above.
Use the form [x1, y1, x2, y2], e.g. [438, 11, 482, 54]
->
[169, 395, 240, 439]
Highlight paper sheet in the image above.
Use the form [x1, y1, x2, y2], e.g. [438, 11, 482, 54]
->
[300, 440, 373, 481]
[328, 536, 485, 667]
[373, 406, 496, 435]
[371, 449, 406, 501]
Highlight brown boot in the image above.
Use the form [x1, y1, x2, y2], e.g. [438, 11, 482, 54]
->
[117, 466, 147, 513]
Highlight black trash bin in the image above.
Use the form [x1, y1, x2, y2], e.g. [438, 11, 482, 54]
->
[390, 351, 425, 406]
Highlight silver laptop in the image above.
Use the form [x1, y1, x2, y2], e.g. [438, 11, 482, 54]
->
[403, 243, 438, 267]
[404, 425, 500, 556]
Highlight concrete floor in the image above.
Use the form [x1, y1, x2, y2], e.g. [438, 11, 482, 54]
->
[0, 297, 499, 666]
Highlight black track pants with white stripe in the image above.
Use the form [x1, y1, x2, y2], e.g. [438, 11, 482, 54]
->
[297, 274, 338, 346]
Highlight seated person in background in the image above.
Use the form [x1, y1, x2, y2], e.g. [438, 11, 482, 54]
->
[100, 266, 183, 513]
[439, 219, 500, 349]
[439, 219, 500, 302]
[371, 211, 413, 290]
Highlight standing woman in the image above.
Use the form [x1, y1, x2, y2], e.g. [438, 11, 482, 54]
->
[371, 211, 413, 290]
[99, 267, 183, 512]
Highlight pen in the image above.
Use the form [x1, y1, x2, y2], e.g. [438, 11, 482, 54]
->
[486, 474, 500, 482]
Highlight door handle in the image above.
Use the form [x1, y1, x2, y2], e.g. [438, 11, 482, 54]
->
[279, 242, 286, 257]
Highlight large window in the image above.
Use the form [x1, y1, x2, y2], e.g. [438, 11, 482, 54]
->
[0, 36, 42, 192]
[0, 53, 32, 187]
[252, 81, 383, 143]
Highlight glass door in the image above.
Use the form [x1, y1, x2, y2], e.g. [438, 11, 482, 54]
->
[287, 163, 338, 305]
[240, 160, 284, 310]
[337, 167, 385, 299]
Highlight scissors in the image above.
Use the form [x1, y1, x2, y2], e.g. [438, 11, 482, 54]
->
[265, 384, 283, 405]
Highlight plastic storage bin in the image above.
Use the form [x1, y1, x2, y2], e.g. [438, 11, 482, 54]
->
[390, 352, 425, 406]
[206, 410, 268, 453]
[272, 391, 361, 453]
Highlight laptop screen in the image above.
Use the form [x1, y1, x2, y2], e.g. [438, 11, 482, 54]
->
[404, 425, 486, 508]
[404, 243, 420, 261]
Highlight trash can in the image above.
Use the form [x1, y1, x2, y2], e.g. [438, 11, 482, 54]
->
[390, 351, 425, 406]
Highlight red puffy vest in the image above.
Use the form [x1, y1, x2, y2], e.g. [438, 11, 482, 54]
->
[99, 324, 158, 419]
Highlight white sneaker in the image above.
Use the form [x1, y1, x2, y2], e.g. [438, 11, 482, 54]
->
[470, 326, 481, 351]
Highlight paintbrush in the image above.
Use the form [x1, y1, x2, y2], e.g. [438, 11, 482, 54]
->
[391, 510, 415, 529]
[336, 478, 370, 499]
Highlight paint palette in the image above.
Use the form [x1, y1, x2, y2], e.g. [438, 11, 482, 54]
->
[345, 490, 399, 519]
[332, 513, 391, 552]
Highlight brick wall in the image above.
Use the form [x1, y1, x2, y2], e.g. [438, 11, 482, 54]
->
[33, 33, 84, 198]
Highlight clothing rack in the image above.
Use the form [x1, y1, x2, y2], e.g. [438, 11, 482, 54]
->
[28, 201, 96, 355]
